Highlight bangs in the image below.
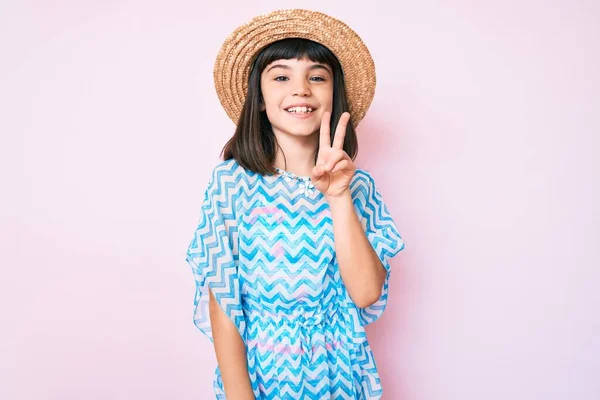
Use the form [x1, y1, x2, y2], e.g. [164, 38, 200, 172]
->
[251, 38, 339, 74]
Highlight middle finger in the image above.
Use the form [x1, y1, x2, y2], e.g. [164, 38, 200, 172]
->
[332, 112, 350, 150]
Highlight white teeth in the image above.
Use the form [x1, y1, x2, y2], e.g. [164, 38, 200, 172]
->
[286, 106, 313, 113]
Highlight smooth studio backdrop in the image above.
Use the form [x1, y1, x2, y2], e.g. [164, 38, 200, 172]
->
[3, 1, 599, 399]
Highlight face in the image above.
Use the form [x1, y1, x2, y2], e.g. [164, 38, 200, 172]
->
[260, 57, 334, 139]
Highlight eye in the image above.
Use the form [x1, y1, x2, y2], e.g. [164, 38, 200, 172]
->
[274, 76, 326, 82]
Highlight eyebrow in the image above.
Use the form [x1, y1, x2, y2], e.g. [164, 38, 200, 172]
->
[265, 63, 332, 74]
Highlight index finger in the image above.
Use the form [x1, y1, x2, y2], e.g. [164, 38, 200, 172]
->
[319, 111, 331, 150]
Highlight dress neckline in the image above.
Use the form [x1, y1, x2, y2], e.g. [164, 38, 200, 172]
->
[274, 167, 312, 181]
[273, 167, 316, 196]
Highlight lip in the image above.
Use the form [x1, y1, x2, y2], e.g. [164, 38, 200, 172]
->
[284, 103, 316, 109]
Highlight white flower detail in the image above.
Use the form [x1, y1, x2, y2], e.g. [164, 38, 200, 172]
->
[276, 168, 294, 182]
[283, 172, 294, 182]
[299, 179, 315, 196]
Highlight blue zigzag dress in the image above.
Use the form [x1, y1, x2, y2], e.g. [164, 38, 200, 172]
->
[185, 158, 405, 399]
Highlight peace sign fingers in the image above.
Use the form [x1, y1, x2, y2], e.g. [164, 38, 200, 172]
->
[319, 111, 351, 151]
[312, 110, 357, 198]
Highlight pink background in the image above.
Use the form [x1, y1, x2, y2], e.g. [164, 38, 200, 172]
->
[3, 1, 599, 399]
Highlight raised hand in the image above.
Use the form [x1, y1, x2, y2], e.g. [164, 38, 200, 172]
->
[311, 111, 356, 198]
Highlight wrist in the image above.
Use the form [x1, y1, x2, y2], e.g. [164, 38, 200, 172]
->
[325, 191, 353, 207]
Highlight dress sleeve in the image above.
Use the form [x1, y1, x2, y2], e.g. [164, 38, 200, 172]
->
[185, 164, 245, 342]
[353, 171, 405, 325]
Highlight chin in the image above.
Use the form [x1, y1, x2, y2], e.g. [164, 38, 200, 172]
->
[274, 123, 319, 137]
[287, 128, 319, 137]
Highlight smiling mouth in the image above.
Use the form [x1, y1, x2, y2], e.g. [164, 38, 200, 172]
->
[285, 106, 315, 114]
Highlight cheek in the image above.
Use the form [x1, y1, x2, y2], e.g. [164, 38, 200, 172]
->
[316, 87, 334, 106]
[262, 99, 281, 116]
[261, 88, 283, 108]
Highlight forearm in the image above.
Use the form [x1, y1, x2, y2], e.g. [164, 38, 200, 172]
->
[328, 192, 386, 308]
[208, 289, 254, 400]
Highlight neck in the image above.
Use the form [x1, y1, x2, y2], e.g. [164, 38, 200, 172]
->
[272, 129, 319, 176]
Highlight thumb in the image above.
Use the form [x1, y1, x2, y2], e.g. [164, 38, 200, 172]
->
[312, 163, 326, 181]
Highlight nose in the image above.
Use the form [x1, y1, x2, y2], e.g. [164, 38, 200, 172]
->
[292, 79, 311, 96]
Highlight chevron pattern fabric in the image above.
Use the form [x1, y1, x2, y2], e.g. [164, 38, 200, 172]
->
[186, 159, 405, 399]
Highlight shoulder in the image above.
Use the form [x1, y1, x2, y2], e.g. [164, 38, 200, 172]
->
[351, 168, 375, 185]
[350, 168, 376, 198]
[208, 158, 246, 186]
[210, 158, 245, 177]
[203, 159, 247, 206]
[350, 168, 392, 216]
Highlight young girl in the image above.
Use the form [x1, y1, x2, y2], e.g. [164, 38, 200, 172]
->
[186, 9, 405, 400]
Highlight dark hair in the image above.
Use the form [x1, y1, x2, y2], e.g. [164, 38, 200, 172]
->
[220, 38, 358, 176]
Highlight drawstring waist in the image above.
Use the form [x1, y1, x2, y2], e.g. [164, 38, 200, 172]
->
[243, 301, 357, 398]
[245, 303, 341, 363]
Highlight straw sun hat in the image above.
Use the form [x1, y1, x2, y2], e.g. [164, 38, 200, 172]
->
[213, 8, 376, 129]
